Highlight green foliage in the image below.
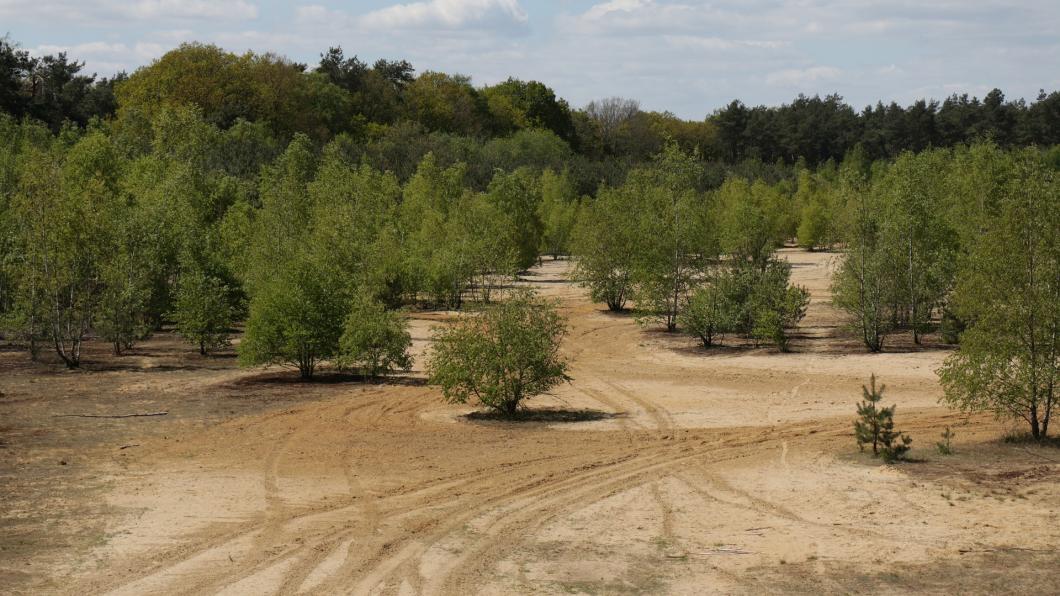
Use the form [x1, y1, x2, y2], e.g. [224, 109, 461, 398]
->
[939, 149, 1059, 440]
[116, 43, 353, 141]
[7, 131, 118, 367]
[630, 142, 715, 331]
[172, 266, 236, 355]
[426, 289, 570, 417]
[831, 173, 891, 352]
[457, 193, 520, 303]
[482, 78, 576, 143]
[238, 257, 348, 379]
[486, 168, 544, 271]
[715, 177, 787, 269]
[481, 129, 572, 176]
[794, 169, 839, 251]
[748, 269, 810, 352]
[570, 186, 637, 311]
[538, 170, 579, 259]
[854, 374, 912, 462]
[337, 293, 412, 380]
[95, 249, 154, 355]
[404, 71, 486, 136]
[679, 283, 736, 348]
[682, 259, 808, 351]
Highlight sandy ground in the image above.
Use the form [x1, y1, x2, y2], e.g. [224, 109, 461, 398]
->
[1, 248, 1058, 595]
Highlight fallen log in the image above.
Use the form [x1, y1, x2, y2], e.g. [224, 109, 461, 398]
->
[54, 411, 168, 419]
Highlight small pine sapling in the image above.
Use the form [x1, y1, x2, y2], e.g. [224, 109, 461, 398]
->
[936, 427, 955, 455]
[855, 374, 887, 455]
[854, 374, 912, 462]
[879, 416, 913, 463]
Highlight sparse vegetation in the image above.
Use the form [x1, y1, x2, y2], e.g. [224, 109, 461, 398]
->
[937, 427, 955, 455]
[2, 22, 1060, 596]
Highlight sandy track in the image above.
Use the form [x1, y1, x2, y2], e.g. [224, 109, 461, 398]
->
[2, 249, 1059, 595]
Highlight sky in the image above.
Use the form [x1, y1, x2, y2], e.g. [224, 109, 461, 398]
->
[3, 0, 1059, 119]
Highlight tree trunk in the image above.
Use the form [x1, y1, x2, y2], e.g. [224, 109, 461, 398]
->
[1030, 402, 1041, 440]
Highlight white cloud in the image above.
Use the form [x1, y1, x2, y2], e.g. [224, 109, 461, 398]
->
[0, 0, 258, 22]
[665, 35, 787, 52]
[582, 0, 650, 20]
[30, 41, 128, 56]
[359, 0, 527, 29]
[766, 66, 841, 87]
[124, 0, 258, 20]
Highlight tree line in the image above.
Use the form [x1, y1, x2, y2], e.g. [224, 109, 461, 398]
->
[4, 38, 1059, 184]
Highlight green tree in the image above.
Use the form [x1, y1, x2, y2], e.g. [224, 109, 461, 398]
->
[116, 43, 353, 141]
[854, 374, 912, 461]
[9, 132, 115, 367]
[690, 258, 808, 351]
[486, 168, 544, 270]
[238, 257, 348, 379]
[748, 264, 810, 352]
[427, 289, 570, 417]
[630, 143, 715, 331]
[337, 292, 412, 380]
[457, 193, 519, 303]
[482, 78, 576, 143]
[877, 151, 957, 343]
[403, 71, 486, 136]
[939, 151, 1059, 440]
[538, 169, 579, 259]
[795, 169, 836, 251]
[832, 175, 891, 352]
[479, 128, 572, 177]
[95, 248, 154, 355]
[570, 186, 638, 311]
[679, 282, 736, 348]
[172, 266, 236, 355]
[715, 177, 786, 270]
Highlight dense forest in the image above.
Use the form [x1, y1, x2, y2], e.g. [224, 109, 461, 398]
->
[0, 38, 1057, 438]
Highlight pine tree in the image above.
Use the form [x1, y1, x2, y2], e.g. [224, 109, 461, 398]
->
[936, 427, 955, 455]
[854, 374, 887, 455]
[854, 374, 912, 461]
[878, 412, 913, 463]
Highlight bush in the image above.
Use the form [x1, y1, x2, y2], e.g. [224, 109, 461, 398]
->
[238, 259, 347, 379]
[172, 268, 236, 355]
[679, 283, 736, 347]
[338, 293, 412, 381]
[749, 282, 810, 352]
[426, 289, 569, 417]
[682, 259, 808, 351]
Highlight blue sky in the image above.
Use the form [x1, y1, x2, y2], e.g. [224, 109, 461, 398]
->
[3, 0, 1059, 119]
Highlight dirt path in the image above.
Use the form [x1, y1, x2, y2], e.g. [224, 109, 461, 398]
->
[2, 249, 1058, 595]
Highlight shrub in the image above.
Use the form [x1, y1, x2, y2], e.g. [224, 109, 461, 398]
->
[238, 259, 347, 379]
[426, 289, 569, 417]
[679, 283, 736, 347]
[172, 268, 236, 355]
[683, 259, 808, 351]
[338, 293, 412, 381]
